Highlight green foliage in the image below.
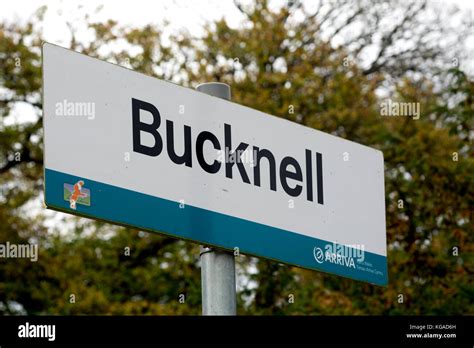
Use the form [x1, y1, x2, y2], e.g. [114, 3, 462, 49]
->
[0, 1, 472, 315]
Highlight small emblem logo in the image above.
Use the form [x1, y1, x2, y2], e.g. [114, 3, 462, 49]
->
[313, 247, 324, 264]
[64, 180, 90, 210]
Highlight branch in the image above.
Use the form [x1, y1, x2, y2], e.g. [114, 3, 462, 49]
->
[363, 1, 427, 75]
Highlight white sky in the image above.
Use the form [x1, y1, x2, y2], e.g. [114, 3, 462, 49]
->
[2, 0, 245, 40]
[1, 1, 472, 73]
[1, 0, 472, 42]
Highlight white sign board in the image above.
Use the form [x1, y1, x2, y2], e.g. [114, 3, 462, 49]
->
[43, 43, 387, 285]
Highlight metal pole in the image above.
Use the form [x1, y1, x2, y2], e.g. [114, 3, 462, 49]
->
[196, 82, 236, 316]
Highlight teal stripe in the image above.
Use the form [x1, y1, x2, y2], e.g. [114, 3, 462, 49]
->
[45, 168, 388, 285]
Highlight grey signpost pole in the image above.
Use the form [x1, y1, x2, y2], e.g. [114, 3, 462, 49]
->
[196, 82, 237, 316]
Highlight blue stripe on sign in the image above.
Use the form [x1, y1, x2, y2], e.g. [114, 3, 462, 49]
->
[45, 168, 388, 286]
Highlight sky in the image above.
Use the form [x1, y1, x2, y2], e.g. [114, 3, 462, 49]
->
[2, 0, 246, 40]
[1, 0, 472, 74]
[1, 0, 472, 42]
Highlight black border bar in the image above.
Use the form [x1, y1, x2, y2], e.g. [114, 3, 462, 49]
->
[0, 315, 471, 345]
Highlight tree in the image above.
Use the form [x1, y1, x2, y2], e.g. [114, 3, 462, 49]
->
[0, 0, 472, 315]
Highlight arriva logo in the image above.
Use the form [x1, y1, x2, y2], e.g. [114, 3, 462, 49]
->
[313, 247, 325, 264]
[313, 243, 365, 269]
